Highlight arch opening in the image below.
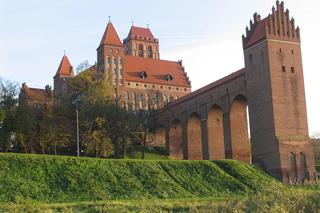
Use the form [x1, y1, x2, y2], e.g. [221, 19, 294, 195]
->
[230, 95, 252, 163]
[207, 105, 225, 160]
[169, 119, 183, 159]
[187, 112, 203, 160]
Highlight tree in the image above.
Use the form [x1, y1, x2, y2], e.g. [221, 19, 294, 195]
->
[129, 89, 162, 159]
[81, 117, 113, 158]
[0, 78, 19, 151]
[39, 107, 71, 155]
[76, 60, 91, 74]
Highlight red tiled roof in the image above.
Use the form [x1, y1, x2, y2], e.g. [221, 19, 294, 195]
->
[124, 56, 191, 88]
[25, 88, 52, 103]
[54, 55, 73, 78]
[99, 22, 123, 47]
[244, 18, 267, 49]
[164, 68, 246, 108]
[127, 26, 154, 39]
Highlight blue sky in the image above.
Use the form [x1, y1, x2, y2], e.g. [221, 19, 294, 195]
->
[0, 0, 319, 135]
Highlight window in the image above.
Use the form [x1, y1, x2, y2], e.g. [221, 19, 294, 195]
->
[282, 66, 286, 72]
[125, 91, 129, 110]
[153, 94, 158, 109]
[113, 57, 117, 85]
[147, 45, 153, 58]
[279, 48, 282, 53]
[291, 50, 294, 54]
[138, 93, 143, 109]
[166, 74, 174, 81]
[140, 71, 148, 79]
[109, 48, 113, 53]
[291, 67, 295, 73]
[119, 58, 124, 85]
[138, 44, 144, 57]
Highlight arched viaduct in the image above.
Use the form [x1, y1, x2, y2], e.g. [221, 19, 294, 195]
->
[156, 1, 317, 183]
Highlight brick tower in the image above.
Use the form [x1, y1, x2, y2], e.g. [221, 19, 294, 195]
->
[97, 20, 125, 98]
[243, 1, 316, 182]
[53, 54, 74, 98]
[123, 25, 160, 59]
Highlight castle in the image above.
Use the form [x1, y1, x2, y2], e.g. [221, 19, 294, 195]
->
[155, 1, 317, 183]
[20, 1, 317, 183]
[21, 22, 191, 111]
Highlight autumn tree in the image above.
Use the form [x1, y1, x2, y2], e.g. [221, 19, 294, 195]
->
[0, 78, 19, 151]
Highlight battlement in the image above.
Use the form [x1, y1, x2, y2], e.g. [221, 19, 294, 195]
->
[243, 1, 300, 49]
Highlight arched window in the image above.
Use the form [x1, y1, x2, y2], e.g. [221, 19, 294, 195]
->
[147, 45, 153, 58]
[138, 93, 143, 110]
[125, 91, 129, 110]
[119, 58, 124, 85]
[138, 44, 144, 57]
[113, 57, 117, 85]
[153, 94, 158, 109]
[145, 94, 149, 110]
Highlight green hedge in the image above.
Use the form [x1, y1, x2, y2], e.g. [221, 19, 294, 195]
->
[0, 153, 283, 203]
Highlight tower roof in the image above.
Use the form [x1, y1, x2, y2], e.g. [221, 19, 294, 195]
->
[242, 1, 300, 49]
[99, 21, 123, 47]
[54, 54, 74, 78]
[127, 26, 155, 39]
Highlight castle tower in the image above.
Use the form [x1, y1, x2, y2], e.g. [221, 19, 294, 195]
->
[243, 1, 316, 182]
[53, 54, 74, 98]
[97, 20, 125, 98]
[123, 25, 160, 59]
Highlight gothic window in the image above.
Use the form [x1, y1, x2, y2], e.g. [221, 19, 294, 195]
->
[119, 58, 124, 85]
[147, 45, 153, 58]
[145, 94, 149, 110]
[138, 93, 143, 110]
[153, 94, 158, 109]
[138, 44, 144, 57]
[113, 57, 117, 85]
[125, 91, 129, 110]
[163, 95, 167, 105]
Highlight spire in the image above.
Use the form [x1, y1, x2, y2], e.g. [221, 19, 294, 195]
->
[54, 54, 74, 78]
[99, 21, 123, 47]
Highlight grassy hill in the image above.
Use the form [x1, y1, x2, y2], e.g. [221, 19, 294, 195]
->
[0, 153, 282, 203]
[0, 153, 318, 212]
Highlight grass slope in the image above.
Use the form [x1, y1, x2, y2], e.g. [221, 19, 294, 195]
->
[0, 153, 284, 204]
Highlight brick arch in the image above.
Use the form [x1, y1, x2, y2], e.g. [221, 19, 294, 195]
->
[207, 104, 225, 160]
[230, 94, 251, 163]
[187, 112, 203, 159]
[169, 119, 183, 159]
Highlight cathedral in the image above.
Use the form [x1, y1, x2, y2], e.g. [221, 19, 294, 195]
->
[21, 22, 192, 111]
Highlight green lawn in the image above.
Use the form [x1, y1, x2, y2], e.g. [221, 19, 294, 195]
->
[0, 153, 319, 212]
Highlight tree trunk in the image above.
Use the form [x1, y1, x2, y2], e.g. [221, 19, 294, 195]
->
[141, 129, 147, 159]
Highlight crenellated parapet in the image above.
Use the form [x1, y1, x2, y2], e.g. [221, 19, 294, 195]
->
[242, 1, 300, 49]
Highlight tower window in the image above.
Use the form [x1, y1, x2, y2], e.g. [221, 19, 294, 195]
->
[291, 50, 294, 55]
[282, 66, 286, 72]
[279, 48, 282, 53]
[147, 46, 153, 58]
[138, 44, 144, 57]
[291, 67, 295, 73]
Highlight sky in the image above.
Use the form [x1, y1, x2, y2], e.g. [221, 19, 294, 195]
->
[0, 0, 319, 135]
